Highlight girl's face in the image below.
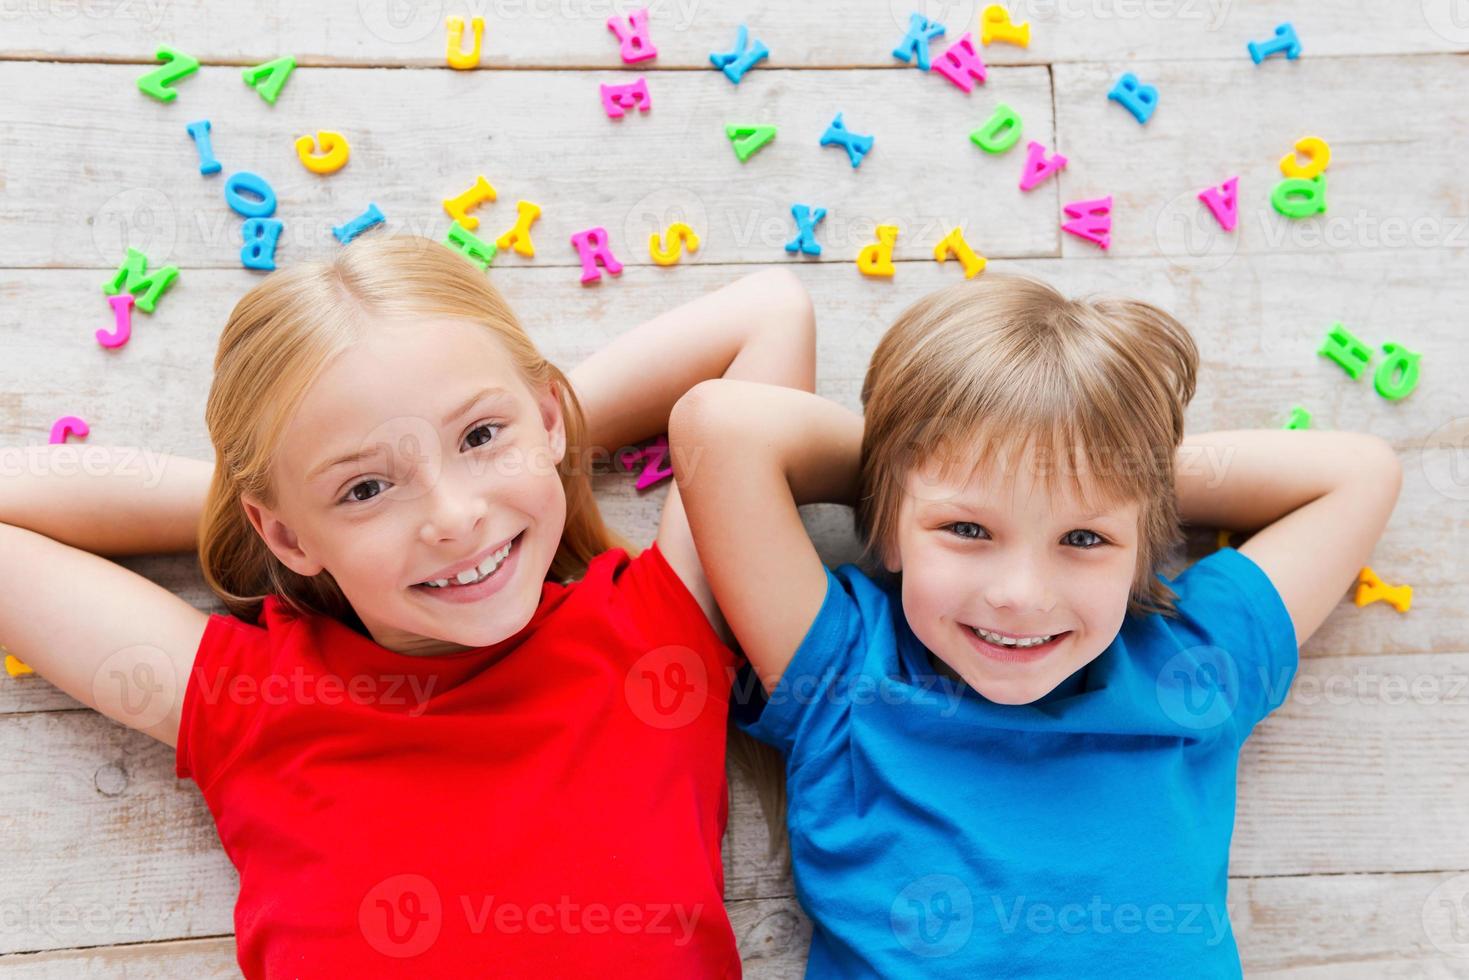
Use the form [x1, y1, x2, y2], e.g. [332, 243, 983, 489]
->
[890, 442, 1140, 705]
[243, 318, 569, 656]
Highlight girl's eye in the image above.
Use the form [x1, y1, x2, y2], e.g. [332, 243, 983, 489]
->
[464, 423, 502, 450]
[344, 479, 387, 504]
[1063, 529, 1105, 549]
[946, 522, 988, 540]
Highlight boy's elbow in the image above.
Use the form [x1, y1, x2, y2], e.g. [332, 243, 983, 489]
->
[1363, 435, 1403, 486]
[754, 267, 815, 334]
[670, 381, 737, 456]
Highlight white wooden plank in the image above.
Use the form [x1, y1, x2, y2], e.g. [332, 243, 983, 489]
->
[0, 1, 1463, 68]
[1052, 55, 1469, 260]
[0, 61, 1059, 269]
[0, 937, 239, 979]
[4, 874, 1467, 976]
[1234, 871, 1469, 977]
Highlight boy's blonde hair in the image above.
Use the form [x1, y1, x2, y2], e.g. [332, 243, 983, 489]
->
[857, 273, 1200, 617]
[199, 235, 624, 625]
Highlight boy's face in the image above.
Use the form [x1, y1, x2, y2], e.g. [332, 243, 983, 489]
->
[243, 318, 569, 656]
[890, 442, 1140, 704]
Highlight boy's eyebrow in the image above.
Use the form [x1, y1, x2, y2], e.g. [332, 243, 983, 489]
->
[916, 499, 1130, 524]
[308, 387, 515, 481]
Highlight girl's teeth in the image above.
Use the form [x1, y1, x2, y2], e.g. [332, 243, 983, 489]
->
[422, 540, 514, 589]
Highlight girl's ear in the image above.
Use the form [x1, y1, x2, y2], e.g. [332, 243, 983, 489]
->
[537, 383, 567, 466]
[240, 494, 325, 577]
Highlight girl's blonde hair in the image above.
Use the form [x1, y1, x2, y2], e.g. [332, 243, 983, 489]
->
[857, 272, 1200, 617]
[199, 235, 623, 625]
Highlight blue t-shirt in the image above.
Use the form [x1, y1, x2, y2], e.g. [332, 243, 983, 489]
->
[735, 547, 1298, 979]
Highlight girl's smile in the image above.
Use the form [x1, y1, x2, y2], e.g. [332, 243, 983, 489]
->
[411, 529, 524, 604]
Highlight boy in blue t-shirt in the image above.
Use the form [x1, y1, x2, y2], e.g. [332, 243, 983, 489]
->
[671, 273, 1402, 978]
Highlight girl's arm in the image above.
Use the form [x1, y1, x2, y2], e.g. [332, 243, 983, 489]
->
[670, 380, 863, 692]
[1174, 431, 1403, 647]
[566, 267, 817, 629]
[0, 446, 213, 745]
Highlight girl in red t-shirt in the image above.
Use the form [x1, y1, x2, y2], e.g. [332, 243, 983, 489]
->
[0, 236, 813, 977]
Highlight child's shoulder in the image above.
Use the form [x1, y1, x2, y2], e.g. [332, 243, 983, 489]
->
[1120, 546, 1299, 735]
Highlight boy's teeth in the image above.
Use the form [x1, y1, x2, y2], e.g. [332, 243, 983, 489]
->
[423, 539, 514, 589]
[973, 627, 1055, 648]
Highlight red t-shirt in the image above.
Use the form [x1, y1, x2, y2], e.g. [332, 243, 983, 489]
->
[176, 545, 742, 978]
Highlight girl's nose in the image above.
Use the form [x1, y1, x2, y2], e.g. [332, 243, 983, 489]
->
[418, 476, 488, 545]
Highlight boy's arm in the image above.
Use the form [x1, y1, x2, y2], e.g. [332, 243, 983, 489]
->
[1174, 431, 1403, 648]
[566, 268, 817, 630]
[0, 446, 215, 745]
[671, 380, 863, 692]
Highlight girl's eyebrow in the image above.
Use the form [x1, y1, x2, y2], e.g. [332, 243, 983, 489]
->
[440, 385, 513, 426]
[308, 387, 516, 482]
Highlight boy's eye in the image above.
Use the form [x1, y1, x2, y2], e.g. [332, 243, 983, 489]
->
[1063, 529, 1105, 548]
[946, 522, 988, 540]
[464, 423, 502, 450]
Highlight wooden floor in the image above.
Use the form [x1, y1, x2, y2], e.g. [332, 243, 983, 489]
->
[3, 2, 1468, 975]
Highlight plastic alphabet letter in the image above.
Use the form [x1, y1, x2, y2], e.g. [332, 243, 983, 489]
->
[1279, 136, 1330, 180]
[137, 46, 199, 102]
[97, 293, 135, 348]
[619, 435, 673, 490]
[240, 218, 284, 271]
[102, 248, 178, 314]
[857, 224, 899, 277]
[444, 220, 498, 270]
[820, 112, 875, 168]
[709, 24, 769, 84]
[785, 204, 826, 256]
[1272, 174, 1326, 218]
[970, 103, 1022, 153]
[1248, 22, 1301, 64]
[570, 227, 623, 283]
[496, 200, 542, 257]
[1198, 176, 1239, 232]
[1355, 567, 1411, 612]
[607, 8, 657, 63]
[442, 175, 498, 230]
[980, 5, 1030, 47]
[649, 223, 700, 265]
[242, 56, 296, 105]
[1318, 321, 1372, 380]
[726, 124, 777, 162]
[1374, 342, 1420, 400]
[892, 12, 946, 71]
[1062, 196, 1112, 250]
[185, 119, 222, 175]
[446, 16, 484, 70]
[332, 203, 385, 245]
[295, 130, 350, 175]
[933, 227, 986, 278]
[1107, 72, 1158, 124]
[1019, 140, 1067, 191]
[1283, 405, 1311, 430]
[601, 78, 651, 118]
[932, 33, 987, 92]
[49, 416, 89, 444]
[224, 171, 277, 219]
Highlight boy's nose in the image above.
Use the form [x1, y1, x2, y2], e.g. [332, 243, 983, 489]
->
[981, 555, 1056, 615]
